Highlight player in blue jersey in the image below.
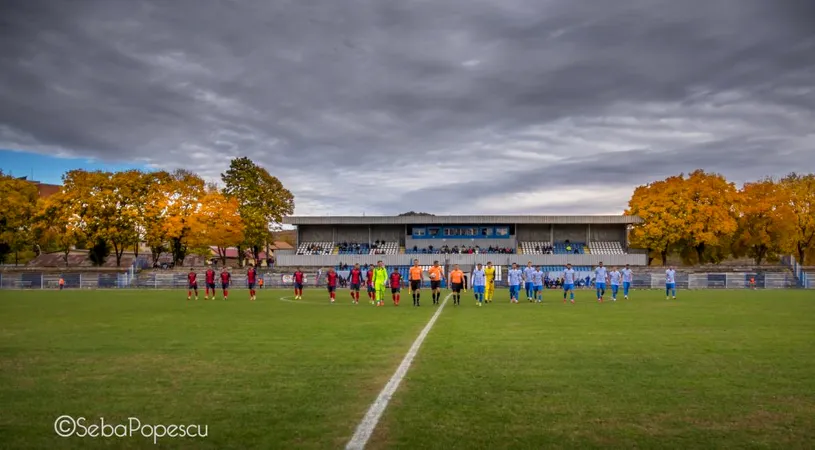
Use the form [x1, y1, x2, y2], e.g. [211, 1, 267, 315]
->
[609, 267, 622, 301]
[507, 263, 523, 303]
[523, 262, 536, 302]
[562, 263, 576, 303]
[471, 263, 486, 306]
[531, 265, 544, 303]
[621, 264, 633, 299]
[665, 266, 677, 299]
[594, 262, 608, 302]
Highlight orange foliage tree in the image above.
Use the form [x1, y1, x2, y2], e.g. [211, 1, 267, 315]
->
[198, 187, 245, 265]
[681, 170, 739, 264]
[150, 170, 207, 266]
[732, 179, 796, 265]
[781, 173, 815, 265]
[626, 175, 689, 265]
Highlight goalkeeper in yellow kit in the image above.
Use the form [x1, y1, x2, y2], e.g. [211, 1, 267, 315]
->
[372, 260, 388, 307]
[484, 261, 496, 303]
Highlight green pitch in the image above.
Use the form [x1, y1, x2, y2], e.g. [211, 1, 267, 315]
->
[1, 288, 813, 449]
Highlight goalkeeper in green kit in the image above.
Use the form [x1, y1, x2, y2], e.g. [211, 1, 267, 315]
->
[373, 260, 388, 307]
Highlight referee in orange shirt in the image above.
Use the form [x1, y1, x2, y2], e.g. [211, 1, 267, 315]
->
[408, 259, 424, 306]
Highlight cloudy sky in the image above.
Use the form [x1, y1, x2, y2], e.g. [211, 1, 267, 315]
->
[1, 0, 813, 216]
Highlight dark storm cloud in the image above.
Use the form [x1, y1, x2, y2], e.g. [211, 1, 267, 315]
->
[0, 0, 813, 214]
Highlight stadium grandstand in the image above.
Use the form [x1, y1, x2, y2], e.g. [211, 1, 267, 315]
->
[279, 215, 645, 273]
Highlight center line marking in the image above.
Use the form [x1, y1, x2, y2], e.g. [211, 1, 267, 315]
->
[345, 292, 452, 450]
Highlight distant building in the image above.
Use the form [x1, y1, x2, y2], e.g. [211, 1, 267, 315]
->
[16, 177, 60, 198]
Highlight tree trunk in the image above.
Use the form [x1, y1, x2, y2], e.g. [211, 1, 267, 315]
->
[150, 246, 163, 267]
[236, 245, 244, 268]
[133, 242, 140, 259]
[695, 243, 706, 265]
[753, 244, 767, 266]
[798, 243, 807, 266]
[218, 247, 227, 265]
[112, 241, 123, 267]
[63, 247, 70, 266]
[660, 249, 668, 265]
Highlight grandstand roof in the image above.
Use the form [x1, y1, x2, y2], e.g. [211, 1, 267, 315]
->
[283, 215, 642, 225]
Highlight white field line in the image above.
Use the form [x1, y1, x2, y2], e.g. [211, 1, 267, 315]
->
[345, 292, 452, 450]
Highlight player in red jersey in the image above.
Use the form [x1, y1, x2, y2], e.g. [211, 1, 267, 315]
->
[366, 266, 375, 304]
[326, 267, 338, 303]
[187, 269, 199, 300]
[247, 265, 258, 301]
[348, 263, 363, 304]
[390, 268, 402, 306]
[204, 267, 216, 300]
[220, 268, 231, 300]
[293, 268, 305, 299]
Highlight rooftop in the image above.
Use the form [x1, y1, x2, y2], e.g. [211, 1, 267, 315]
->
[283, 215, 642, 226]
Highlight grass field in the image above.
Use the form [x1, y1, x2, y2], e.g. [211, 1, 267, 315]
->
[1, 287, 814, 449]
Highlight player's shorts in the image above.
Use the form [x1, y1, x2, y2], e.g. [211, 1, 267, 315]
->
[391, 287, 400, 294]
[327, 286, 336, 293]
[473, 285, 485, 294]
[248, 282, 256, 289]
[350, 283, 361, 291]
[596, 282, 606, 289]
[509, 285, 520, 296]
[207, 282, 216, 289]
[666, 282, 676, 289]
[294, 282, 303, 290]
[221, 283, 229, 290]
[611, 283, 620, 289]
[623, 281, 631, 289]
[534, 284, 543, 291]
[451, 282, 463, 293]
[189, 282, 198, 289]
[563, 283, 574, 291]
[367, 285, 375, 293]
[430, 280, 441, 290]
[410, 280, 421, 291]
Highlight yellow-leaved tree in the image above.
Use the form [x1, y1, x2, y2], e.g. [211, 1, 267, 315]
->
[681, 170, 739, 264]
[626, 175, 689, 265]
[732, 179, 796, 265]
[32, 192, 83, 266]
[0, 171, 39, 265]
[781, 173, 815, 265]
[154, 170, 207, 266]
[198, 187, 245, 265]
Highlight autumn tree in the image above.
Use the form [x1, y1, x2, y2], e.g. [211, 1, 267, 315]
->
[732, 179, 796, 265]
[198, 187, 245, 264]
[781, 173, 815, 265]
[625, 175, 689, 265]
[155, 170, 207, 266]
[221, 157, 294, 265]
[680, 170, 739, 264]
[0, 172, 40, 265]
[32, 192, 82, 266]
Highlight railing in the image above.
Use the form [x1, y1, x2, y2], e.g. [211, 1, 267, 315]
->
[0, 270, 798, 289]
[276, 253, 648, 267]
[781, 255, 809, 288]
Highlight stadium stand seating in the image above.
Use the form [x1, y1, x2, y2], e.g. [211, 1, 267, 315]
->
[370, 241, 399, 255]
[296, 242, 334, 255]
[335, 241, 399, 255]
[406, 245, 514, 254]
[520, 241, 553, 254]
[589, 242, 625, 255]
[553, 242, 585, 254]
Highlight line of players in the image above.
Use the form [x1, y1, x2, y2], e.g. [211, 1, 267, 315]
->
[185, 266, 260, 301]
[183, 260, 679, 304]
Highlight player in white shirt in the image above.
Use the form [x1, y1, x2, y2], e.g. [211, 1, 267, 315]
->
[621, 264, 634, 299]
[471, 264, 486, 307]
[608, 267, 622, 301]
[523, 262, 536, 302]
[665, 266, 677, 300]
[594, 262, 608, 302]
[562, 263, 576, 304]
[531, 266, 544, 303]
[507, 263, 523, 304]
